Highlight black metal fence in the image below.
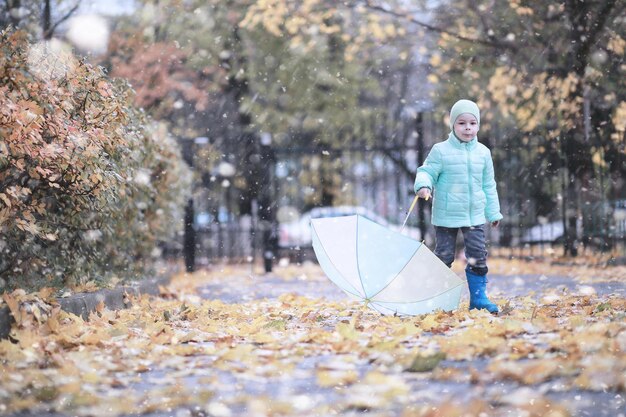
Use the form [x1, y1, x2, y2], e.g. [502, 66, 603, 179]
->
[176, 112, 626, 270]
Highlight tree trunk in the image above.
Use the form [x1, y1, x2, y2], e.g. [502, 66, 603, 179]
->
[5, 0, 22, 28]
[415, 112, 428, 242]
[42, 0, 51, 39]
[183, 198, 196, 272]
[559, 0, 616, 256]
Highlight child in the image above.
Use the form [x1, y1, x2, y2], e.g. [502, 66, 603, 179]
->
[414, 99, 503, 314]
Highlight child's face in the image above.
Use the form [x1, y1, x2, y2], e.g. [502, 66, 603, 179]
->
[453, 113, 479, 142]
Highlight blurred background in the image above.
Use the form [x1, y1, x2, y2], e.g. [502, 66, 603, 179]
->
[1, 0, 624, 285]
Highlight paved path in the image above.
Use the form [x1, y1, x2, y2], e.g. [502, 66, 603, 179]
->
[198, 271, 625, 303]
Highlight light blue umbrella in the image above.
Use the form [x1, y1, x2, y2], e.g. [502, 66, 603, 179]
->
[311, 214, 463, 315]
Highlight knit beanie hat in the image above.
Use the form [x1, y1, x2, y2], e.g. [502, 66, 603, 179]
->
[449, 99, 480, 131]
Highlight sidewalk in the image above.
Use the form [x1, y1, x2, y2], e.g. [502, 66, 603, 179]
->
[198, 262, 626, 303]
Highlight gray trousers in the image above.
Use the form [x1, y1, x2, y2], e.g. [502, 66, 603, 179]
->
[434, 225, 488, 275]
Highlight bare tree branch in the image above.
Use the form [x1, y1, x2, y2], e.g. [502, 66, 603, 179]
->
[43, 2, 80, 39]
[577, 0, 619, 65]
[379, 145, 414, 180]
[351, 0, 519, 52]
[564, 0, 618, 74]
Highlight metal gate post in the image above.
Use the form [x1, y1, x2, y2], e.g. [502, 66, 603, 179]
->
[183, 198, 196, 272]
[260, 133, 278, 272]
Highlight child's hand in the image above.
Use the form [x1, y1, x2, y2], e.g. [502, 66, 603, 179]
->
[491, 220, 500, 227]
[417, 187, 431, 200]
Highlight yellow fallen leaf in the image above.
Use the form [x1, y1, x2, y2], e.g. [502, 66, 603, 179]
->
[406, 351, 446, 372]
[488, 359, 565, 385]
[361, 371, 410, 397]
[316, 369, 358, 387]
[368, 338, 400, 352]
[336, 321, 361, 341]
[263, 319, 287, 330]
[251, 332, 277, 344]
[81, 371, 100, 383]
[58, 381, 82, 394]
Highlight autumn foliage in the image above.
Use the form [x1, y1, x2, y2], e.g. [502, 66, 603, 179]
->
[106, 32, 215, 120]
[0, 30, 190, 290]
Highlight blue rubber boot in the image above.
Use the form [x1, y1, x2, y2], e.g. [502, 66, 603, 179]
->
[466, 270, 499, 314]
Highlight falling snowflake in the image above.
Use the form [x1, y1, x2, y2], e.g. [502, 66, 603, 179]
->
[66, 14, 110, 55]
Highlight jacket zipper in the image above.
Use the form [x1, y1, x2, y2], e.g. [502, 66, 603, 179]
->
[466, 146, 473, 223]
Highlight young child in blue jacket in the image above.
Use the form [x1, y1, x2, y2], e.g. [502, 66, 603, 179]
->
[414, 99, 503, 314]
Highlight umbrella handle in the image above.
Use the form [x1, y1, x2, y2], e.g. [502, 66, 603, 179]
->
[401, 194, 420, 232]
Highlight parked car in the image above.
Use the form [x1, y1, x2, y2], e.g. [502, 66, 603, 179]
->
[521, 201, 626, 244]
[278, 206, 421, 248]
[522, 220, 564, 244]
[521, 219, 583, 244]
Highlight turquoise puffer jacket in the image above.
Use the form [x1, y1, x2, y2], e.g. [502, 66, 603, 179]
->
[414, 133, 503, 228]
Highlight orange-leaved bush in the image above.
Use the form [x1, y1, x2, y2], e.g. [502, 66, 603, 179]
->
[0, 30, 191, 290]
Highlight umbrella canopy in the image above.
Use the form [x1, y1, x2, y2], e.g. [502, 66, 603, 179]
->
[311, 215, 464, 315]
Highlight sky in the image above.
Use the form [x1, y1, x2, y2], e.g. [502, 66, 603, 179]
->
[76, 0, 137, 16]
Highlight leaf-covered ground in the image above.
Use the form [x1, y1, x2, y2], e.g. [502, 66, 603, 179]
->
[1, 259, 625, 417]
